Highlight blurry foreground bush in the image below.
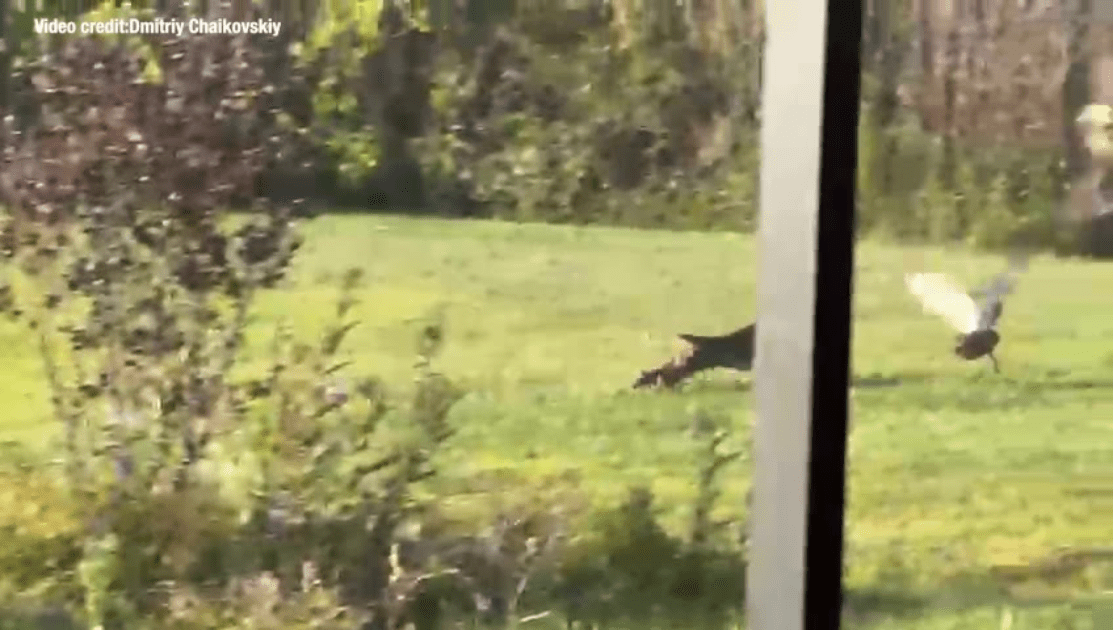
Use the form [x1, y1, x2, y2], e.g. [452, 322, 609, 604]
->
[0, 31, 748, 629]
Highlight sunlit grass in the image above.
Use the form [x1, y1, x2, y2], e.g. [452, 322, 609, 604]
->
[1, 213, 1110, 628]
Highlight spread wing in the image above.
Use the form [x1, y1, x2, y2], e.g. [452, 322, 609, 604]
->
[1077, 104, 1113, 169]
[905, 272, 979, 334]
[970, 251, 1027, 329]
[973, 273, 1014, 329]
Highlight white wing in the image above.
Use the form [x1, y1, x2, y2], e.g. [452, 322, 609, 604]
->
[1077, 104, 1113, 169]
[905, 272, 979, 334]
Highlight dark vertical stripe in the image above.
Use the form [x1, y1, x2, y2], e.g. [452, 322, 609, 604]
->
[806, 0, 861, 625]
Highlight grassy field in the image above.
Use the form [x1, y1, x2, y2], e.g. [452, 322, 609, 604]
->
[1, 214, 1111, 628]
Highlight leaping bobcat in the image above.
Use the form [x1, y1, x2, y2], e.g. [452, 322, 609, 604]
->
[632, 323, 756, 389]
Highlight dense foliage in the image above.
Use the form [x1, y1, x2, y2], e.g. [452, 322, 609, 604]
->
[1, 0, 1102, 252]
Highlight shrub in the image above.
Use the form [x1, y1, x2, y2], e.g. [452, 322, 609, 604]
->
[0, 31, 461, 628]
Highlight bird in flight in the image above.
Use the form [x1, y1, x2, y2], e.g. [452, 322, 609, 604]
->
[904, 253, 1027, 373]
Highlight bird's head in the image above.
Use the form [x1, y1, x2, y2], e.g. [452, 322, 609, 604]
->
[953, 335, 967, 353]
[632, 370, 660, 389]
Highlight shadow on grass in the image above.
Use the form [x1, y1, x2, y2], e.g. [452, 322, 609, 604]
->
[0, 607, 79, 630]
[627, 371, 940, 393]
[623, 366, 1113, 395]
[844, 547, 1113, 626]
[1027, 377, 1113, 392]
[682, 378, 753, 393]
[851, 372, 938, 389]
[620, 375, 754, 394]
[849, 371, 1113, 391]
[842, 587, 931, 622]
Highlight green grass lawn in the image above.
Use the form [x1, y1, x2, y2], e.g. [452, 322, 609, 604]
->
[1, 214, 1111, 628]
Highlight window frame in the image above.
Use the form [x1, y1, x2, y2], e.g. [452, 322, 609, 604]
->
[745, 0, 862, 626]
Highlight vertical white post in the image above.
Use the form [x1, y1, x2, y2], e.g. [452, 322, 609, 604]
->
[746, 0, 859, 624]
[746, 1, 827, 624]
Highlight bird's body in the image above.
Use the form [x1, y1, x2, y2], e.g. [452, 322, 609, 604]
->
[905, 253, 1026, 373]
[954, 328, 1000, 365]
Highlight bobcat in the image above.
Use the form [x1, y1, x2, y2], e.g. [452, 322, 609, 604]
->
[632, 323, 756, 389]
